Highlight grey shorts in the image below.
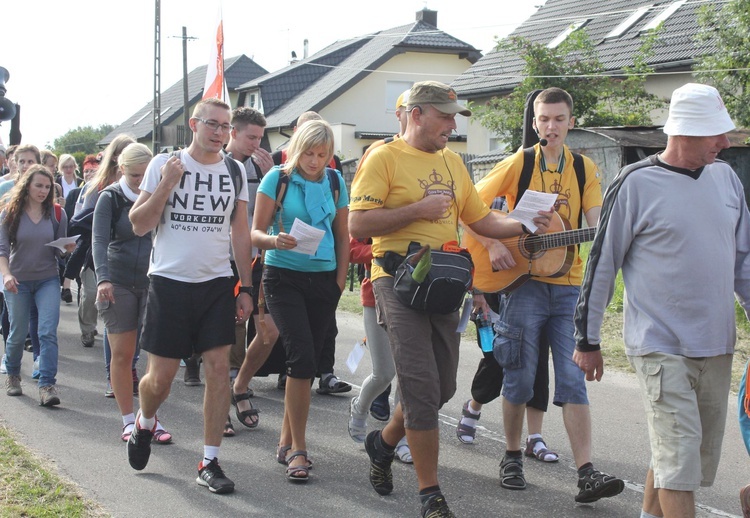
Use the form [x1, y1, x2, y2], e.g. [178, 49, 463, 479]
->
[97, 284, 148, 334]
[630, 352, 732, 491]
[372, 276, 460, 431]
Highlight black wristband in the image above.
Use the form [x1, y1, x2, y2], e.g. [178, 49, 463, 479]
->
[237, 286, 253, 296]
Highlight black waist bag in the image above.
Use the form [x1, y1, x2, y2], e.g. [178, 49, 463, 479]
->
[392, 241, 474, 315]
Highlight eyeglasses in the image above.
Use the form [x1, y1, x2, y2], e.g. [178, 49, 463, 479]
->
[195, 118, 233, 133]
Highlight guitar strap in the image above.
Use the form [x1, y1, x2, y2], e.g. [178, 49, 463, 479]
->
[518, 147, 586, 228]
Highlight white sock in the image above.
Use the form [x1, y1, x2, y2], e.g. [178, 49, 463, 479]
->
[640, 511, 661, 518]
[203, 445, 220, 466]
[321, 373, 334, 387]
[122, 413, 136, 427]
[460, 401, 481, 428]
[138, 413, 156, 431]
[528, 433, 544, 453]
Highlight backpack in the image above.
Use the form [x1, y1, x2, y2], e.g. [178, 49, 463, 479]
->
[103, 183, 133, 240]
[51, 203, 62, 236]
[517, 147, 586, 227]
[168, 150, 244, 221]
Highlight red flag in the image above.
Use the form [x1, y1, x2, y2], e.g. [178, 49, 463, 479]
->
[203, 4, 230, 105]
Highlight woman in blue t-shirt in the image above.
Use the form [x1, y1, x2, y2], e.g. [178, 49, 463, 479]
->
[252, 119, 349, 482]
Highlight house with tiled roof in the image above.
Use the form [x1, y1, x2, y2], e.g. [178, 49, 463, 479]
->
[100, 54, 267, 149]
[453, 0, 723, 155]
[235, 8, 480, 161]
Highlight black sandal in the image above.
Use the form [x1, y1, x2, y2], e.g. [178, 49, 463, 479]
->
[500, 455, 527, 490]
[231, 390, 260, 429]
[285, 450, 310, 482]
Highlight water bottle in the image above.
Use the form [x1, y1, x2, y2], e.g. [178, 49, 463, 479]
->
[476, 310, 495, 353]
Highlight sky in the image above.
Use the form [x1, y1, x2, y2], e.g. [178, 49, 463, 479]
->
[0, 0, 542, 150]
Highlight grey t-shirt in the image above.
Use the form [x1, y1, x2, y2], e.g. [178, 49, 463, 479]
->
[0, 210, 67, 281]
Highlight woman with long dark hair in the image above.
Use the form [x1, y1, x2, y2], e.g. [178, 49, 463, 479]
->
[1, 165, 74, 405]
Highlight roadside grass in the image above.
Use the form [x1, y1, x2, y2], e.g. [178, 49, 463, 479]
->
[0, 425, 109, 518]
[340, 244, 750, 389]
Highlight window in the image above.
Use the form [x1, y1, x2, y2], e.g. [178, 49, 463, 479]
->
[243, 90, 263, 113]
[604, 5, 652, 39]
[641, 0, 686, 32]
[386, 81, 413, 112]
[547, 20, 589, 48]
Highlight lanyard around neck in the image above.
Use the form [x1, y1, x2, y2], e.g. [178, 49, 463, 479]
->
[539, 149, 566, 174]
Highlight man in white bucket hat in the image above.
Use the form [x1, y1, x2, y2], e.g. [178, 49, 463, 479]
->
[574, 82, 750, 518]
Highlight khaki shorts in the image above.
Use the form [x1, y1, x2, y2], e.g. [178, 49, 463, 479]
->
[97, 284, 148, 334]
[373, 276, 460, 431]
[630, 352, 732, 491]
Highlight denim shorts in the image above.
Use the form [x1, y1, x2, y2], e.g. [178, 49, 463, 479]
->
[630, 352, 732, 491]
[495, 280, 588, 406]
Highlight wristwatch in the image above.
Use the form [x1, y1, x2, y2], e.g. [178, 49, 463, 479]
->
[238, 286, 253, 296]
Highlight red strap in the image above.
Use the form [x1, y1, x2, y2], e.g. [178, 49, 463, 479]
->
[54, 203, 62, 223]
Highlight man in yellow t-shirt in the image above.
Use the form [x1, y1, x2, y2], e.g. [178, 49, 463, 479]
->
[468, 87, 623, 504]
[349, 80, 552, 517]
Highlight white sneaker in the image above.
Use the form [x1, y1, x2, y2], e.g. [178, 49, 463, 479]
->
[0, 354, 7, 374]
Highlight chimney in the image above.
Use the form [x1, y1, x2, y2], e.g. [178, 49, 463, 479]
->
[416, 8, 437, 27]
[304, 39, 309, 59]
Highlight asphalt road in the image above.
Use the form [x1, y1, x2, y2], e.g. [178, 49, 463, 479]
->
[0, 302, 747, 517]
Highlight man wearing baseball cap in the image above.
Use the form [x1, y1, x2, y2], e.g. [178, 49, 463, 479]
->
[574, 83, 750, 518]
[350, 80, 552, 517]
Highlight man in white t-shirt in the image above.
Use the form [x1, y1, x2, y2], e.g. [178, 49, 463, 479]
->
[127, 98, 254, 494]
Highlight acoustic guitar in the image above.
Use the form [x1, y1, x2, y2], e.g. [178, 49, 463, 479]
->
[465, 211, 597, 293]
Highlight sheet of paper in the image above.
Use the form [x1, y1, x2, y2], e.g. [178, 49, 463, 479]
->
[288, 218, 326, 255]
[456, 295, 472, 333]
[508, 190, 557, 232]
[45, 235, 80, 253]
[346, 340, 366, 374]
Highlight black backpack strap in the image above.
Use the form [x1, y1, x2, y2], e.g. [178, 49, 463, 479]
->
[571, 152, 586, 228]
[222, 154, 244, 221]
[106, 184, 131, 240]
[516, 147, 536, 208]
[325, 168, 340, 205]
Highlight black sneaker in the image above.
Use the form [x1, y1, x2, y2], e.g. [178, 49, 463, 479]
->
[499, 455, 526, 490]
[183, 355, 202, 386]
[127, 418, 154, 470]
[316, 374, 352, 395]
[421, 493, 456, 518]
[364, 430, 395, 495]
[61, 288, 72, 303]
[575, 467, 624, 503]
[369, 385, 391, 421]
[197, 457, 235, 494]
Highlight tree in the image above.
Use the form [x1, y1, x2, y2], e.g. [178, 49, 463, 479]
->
[470, 29, 666, 150]
[695, 0, 750, 128]
[51, 124, 115, 154]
